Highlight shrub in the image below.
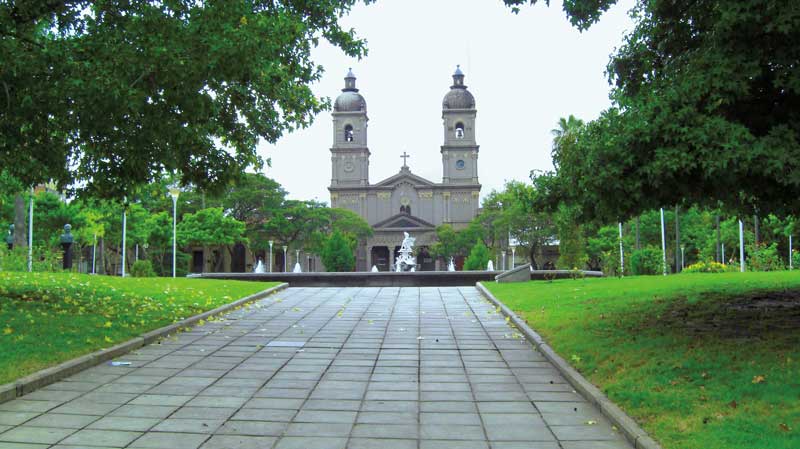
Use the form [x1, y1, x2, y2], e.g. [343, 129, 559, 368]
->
[463, 239, 490, 271]
[131, 259, 156, 277]
[747, 243, 784, 272]
[630, 247, 664, 275]
[683, 261, 733, 273]
[321, 231, 355, 272]
[601, 249, 623, 276]
[0, 246, 63, 272]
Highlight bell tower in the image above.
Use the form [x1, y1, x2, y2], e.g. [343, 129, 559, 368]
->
[441, 66, 479, 185]
[331, 69, 370, 186]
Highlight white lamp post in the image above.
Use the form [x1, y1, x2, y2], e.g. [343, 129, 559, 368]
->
[618, 222, 624, 277]
[790, 235, 793, 270]
[121, 197, 127, 277]
[282, 245, 288, 272]
[168, 187, 180, 278]
[268, 240, 274, 273]
[680, 245, 685, 271]
[502, 252, 506, 271]
[722, 243, 726, 264]
[91, 233, 97, 275]
[295, 249, 300, 272]
[28, 187, 33, 272]
[739, 219, 745, 272]
[510, 245, 516, 269]
[660, 208, 667, 275]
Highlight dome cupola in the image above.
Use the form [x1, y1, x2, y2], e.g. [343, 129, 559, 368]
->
[334, 68, 367, 112]
[442, 65, 475, 110]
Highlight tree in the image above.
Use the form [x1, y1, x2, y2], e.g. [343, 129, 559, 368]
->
[1, 1, 369, 197]
[321, 230, 355, 272]
[506, 0, 800, 221]
[463, 239, 490, 271]
[177, 207, 246, 271]
[262, 200, 330, 252]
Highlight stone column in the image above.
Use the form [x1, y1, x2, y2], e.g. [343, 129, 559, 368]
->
[366, 245, 372, 271]
[389, 249, 395, 272]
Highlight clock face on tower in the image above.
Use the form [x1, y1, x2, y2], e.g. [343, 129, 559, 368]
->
[456, 159, 465, 170]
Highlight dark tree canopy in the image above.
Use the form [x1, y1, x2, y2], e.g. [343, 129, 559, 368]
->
[507, 0, 800, 221]
[1, 0, 369, 197]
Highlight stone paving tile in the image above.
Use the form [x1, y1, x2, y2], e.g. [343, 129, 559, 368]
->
[59, 429, 141, 447]
[0, 287, 635, 449]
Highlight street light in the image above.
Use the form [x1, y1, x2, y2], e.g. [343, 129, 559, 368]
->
[168, 187, 181, 278]
[282, 246, 288, 272]
[680, 245, 685, 271]
[121, 197, 127, 277]
[28, 186, 33, 272]
[510, 245, 516, 269]
[268, 240, 274, 273]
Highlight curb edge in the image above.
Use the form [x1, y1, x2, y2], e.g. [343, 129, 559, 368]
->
[0, 282, 289, 405]
[475, 282, 662, 449]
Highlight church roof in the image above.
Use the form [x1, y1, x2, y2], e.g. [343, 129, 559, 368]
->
[373, 167, 435, 188]
[372, 213, 436, 231]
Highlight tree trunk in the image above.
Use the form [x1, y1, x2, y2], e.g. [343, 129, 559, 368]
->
[635, 216, 641, 251]
[97, 237, 106, 275]
[13, 193, 27, 247]
[754, 214, 760, 246]
[528, 245, 538, 270]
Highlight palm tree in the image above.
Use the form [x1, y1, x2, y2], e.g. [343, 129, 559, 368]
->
[551, 114, 585, 152]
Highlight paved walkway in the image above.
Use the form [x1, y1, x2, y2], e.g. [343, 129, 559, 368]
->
[0, 287, 632, 449]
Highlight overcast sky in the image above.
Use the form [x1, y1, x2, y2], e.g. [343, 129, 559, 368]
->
[259, 0, 634, 203]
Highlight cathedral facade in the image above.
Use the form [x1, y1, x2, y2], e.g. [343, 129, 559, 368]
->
[329, 67, 481, 271]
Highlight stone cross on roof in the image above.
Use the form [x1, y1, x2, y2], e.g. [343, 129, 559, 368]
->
[400, 151, 410, 167]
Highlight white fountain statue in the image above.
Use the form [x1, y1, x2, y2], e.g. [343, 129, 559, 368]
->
[253, 258, 266, 273]
[371, 265, 379, 272]
[292, 262, 302, 273]
[394, 232, 417, 272]
[487, 260, 494, 271]
[447, 257, 456, 272]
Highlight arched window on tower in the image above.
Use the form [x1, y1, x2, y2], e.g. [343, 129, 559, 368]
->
[455, 122, 465, 139]
[344, 125, 354, 142]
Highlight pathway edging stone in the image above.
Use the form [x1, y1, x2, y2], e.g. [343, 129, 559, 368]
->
[0, 282, 288, 406]
[475, 281, 662, 449]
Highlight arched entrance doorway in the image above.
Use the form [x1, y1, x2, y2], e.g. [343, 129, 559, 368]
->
[371, 246, 390, 272]
[416, 247, 435, 271]
[231, 243, 246, 272]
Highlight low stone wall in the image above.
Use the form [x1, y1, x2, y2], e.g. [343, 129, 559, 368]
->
[191, 269, 604, 287]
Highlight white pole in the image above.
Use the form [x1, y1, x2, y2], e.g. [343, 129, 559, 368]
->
[91, 233, 96, 274]
[282, 246, 287, 272]
[790, 235, 793, 270]
[739, 219, 745, 272]
[660, 208, 667, 275]
[722, 243, 726, 264]
[28, 187, 33, 272]
[269, 241, 273, 273]
[681, 247, 685, 270]
[511, 247, 516, 269]
[172, 196, 177, 278]
[502, 252, 506, 271]
[121, 202, 126, 277]
[618, 222, 624, 276]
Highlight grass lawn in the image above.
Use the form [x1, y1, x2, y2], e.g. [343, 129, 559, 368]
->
[486, 272, 800, 449]
[0, 272, 275, 385]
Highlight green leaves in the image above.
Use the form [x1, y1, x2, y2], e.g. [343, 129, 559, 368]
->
[1, 0, 368, 197]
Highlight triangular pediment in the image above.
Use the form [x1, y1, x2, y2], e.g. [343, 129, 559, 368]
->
[373, 213, 436, 230]
[374, 169, 436, 188]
